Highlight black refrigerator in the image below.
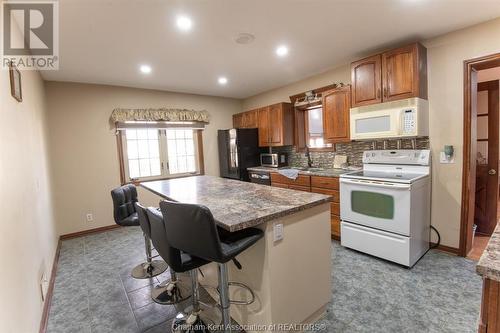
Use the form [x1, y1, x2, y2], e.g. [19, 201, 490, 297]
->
[218, 128, 262, 181]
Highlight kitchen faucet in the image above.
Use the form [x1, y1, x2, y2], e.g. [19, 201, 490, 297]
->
[305, 146, 313, 168]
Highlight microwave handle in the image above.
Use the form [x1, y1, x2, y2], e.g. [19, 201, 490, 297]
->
[340, 178, 411, 190]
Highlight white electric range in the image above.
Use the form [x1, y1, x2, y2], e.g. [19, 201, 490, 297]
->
[340, 149, 431, 267]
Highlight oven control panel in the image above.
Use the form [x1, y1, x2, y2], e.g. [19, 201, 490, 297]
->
[363, 150, 431, 165]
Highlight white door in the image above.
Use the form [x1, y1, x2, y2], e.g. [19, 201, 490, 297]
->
[340, 178, 412, 236]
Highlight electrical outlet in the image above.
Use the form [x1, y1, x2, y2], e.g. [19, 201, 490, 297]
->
[86, 213, 94, 222]
[273, 223, 284, 242]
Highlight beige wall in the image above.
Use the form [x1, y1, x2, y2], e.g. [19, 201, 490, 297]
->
[242, 18, 500, 248]
[0, 27, 57, 333]
[45, 82, 241, 235]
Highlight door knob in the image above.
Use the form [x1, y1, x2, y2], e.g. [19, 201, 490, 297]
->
[489, 169, 497, 175]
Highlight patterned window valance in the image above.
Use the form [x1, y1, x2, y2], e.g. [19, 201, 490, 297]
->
[110, 108, 210, 124]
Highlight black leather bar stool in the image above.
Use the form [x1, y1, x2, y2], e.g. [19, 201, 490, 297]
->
[133, 203, 168, 278]
[147, 207, 222, 329]
[159, 200, 264, 333]
[111, 184, 164, 279]
[144, 206, 191, 305]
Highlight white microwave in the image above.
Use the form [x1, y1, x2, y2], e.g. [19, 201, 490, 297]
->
[350, 98, 429, 140]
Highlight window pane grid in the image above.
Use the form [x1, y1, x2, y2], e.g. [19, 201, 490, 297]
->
[125, 129, 161, 179]
[166, 129, 196, 175]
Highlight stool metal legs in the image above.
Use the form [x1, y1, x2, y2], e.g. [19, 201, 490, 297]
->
[131, 234, 168, 279]
[217, 263, 231, 333]
[151, 269, 191, 304]
[172, 269, 222, 333]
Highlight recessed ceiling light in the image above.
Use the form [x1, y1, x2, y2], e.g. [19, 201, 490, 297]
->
[218, 77, 228, 85]
[140, 64, 152, 74]
[276, 45, 289, 57]
[176, 15, 193, 31]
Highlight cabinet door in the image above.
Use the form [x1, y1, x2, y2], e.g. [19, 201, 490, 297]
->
[323, 86, 351, 143]
[382, 44, 417, 102]
[233, 113, 243, 128]
[258, 107, 270, 146]
[243, 110, 258, 128]
[351, 54, 382, 107]
[268, 103, 283, 144]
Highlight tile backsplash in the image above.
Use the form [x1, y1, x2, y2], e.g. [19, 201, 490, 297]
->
[271, 137, 429, 168]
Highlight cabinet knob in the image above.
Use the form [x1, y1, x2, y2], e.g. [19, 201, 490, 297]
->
[489, 169, 497, 176]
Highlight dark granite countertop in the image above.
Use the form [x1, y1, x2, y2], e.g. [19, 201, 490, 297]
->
[477, 223, 500, 281]
[141, 175, 332, 232]
[247, 166, 355, 178]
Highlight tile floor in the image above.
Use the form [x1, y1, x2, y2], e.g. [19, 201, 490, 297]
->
[47, 226, 483, 333]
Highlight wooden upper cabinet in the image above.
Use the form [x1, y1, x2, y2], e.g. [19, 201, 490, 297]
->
[382, 43, 427, 102]
[351, 54, 382, 107]
[268, 103, 283, 144]
[258, 107, 270, 146]
[350, 43, 427, 107]
[233, 109, 258, 128]
[323, 86, 351, 143]
[257, 103, 293, 147]
[232, 113, 244, 128]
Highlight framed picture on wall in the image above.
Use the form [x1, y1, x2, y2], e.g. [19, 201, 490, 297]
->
[9, 62, 22, 102]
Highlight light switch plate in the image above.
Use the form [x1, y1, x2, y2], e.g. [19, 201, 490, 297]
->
[439, 152, 455, 164]
[273, 223, 284, 242]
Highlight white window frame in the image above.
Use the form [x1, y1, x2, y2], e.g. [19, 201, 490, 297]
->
[120, 128, 203, 182]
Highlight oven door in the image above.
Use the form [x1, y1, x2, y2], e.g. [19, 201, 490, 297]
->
[340, 178, 411, 236]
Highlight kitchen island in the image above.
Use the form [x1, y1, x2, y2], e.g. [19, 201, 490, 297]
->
[477, 224, 500, 333]
[141, 175, 332, 332]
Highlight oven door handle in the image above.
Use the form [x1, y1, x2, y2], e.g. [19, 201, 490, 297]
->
[340, 178, 411, 190]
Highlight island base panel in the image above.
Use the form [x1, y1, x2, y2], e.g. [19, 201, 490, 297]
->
[199, 203, 332, 332]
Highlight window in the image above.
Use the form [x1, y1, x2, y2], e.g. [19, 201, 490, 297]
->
[305, 107, 332, 149]
[120, 128, 203, 181]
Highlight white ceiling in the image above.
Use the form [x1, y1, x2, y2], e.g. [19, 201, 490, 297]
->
[41, 0, 500, 99]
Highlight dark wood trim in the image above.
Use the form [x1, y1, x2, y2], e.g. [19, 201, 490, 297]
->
[478, 114, 489, 117]
[331, 234, 340, 241]
[479, 80, 500, 91]
[38, 240, 61, 333]
[431, 243, 460, 255]
[60, 224, 121, 240]
[197, 130, 205, 175]
[460, 52, 500, 257]
[116, 132, 126, 185]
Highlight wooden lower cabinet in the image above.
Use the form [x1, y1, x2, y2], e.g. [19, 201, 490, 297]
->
[479, 277, 500, 333]
[270, 173, 342, 238]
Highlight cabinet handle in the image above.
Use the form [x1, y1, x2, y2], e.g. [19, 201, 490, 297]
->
[377, 89, 381, 99]
[383, 87, 387, 98]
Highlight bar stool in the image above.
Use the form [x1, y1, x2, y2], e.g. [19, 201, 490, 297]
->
[132, 202, 168, 278]
[147, 206, 222, 329]
[112, 184, 164, 279]
[144, 206, 191, 305]
[159, 200, 264, 333]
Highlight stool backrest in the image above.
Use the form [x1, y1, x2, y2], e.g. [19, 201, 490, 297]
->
[159, 200, 223, 263]
[110, 184, 138, 225]
[146, 207, 183, 271]
[134, 202, 151, 238]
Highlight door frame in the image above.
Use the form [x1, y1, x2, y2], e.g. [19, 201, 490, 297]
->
[460, 52, 500, 257]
